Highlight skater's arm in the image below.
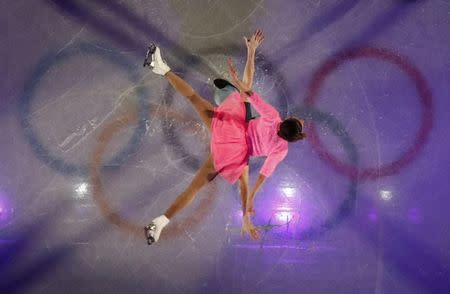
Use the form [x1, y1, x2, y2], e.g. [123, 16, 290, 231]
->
[242, 30, 264, 89]
[241, 173, 262, 241]
[228, 58, 251, 94]
[228, 57, 279, 119]
[247, 150, 287, 211]
[242, 48, 255, 89]
[239, 166, 250, 215]
[246, 174, 266, 215]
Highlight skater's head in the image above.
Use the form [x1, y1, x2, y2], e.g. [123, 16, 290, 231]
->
[278, 117, 306, 142]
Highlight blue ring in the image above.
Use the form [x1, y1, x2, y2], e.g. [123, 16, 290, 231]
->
[19, 43, 149, 176]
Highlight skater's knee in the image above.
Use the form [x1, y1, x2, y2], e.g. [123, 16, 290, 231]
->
[204, 109, 214, 119]
[207, 171, 218, 182]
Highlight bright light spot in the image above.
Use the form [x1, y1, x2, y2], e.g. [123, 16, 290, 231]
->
[380, 190, 392, 201]
[275, 211, 293, 222]
[281, 187, 296, 198]
[75, 183, 89, 198]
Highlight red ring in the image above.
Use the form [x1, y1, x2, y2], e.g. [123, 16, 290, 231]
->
[304, 47, 433, 180]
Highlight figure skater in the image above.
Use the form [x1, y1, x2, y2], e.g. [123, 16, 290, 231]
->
[144, 30, 306, 244]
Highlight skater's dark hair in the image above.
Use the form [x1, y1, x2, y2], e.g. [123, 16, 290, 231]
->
[277, 117, 306, 142]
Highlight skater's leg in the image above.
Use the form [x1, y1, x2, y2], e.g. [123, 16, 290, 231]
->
[165, 71, 215, 130]
[164, 154, 217, 219]
[145, 154, 217, 244]
[149, 46, 214, 129]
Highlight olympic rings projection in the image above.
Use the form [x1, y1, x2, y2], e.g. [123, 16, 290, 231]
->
[304, 47, 433, 180]
[22, 40, 430, 242]
[19, 43, 149, 176]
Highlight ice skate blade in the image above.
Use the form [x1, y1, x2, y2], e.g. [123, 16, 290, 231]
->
[143, 43, 157, 67]
[144, 223, 157, 245]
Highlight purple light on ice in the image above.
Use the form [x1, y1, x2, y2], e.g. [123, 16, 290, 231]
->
[368, 210, 378, 223]
[0, 191, 13, 225]
[408, 208, 423, 224]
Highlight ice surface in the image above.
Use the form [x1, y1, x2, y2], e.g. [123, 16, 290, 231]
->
[1, 0, 450, 293]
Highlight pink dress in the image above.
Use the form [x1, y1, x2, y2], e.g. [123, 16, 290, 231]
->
[211, 91, 288, 184]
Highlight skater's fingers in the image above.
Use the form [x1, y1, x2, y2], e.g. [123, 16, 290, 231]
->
[255, 228, 261, 240]
[252, 30, 259, 41]
[256, 30, 262, 39]
[257, 34, 264, 43]
[251, 229, 260, 241]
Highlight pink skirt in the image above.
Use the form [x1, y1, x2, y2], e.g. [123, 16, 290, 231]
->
[210, 92, 249, 184]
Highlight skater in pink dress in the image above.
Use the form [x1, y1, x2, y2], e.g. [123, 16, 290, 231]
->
[145, 30, 306, 244]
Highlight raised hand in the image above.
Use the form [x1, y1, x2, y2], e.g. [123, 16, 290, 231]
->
[227, 57, 250, 93]
[244, 29, 264, 52]
[241, 213, 260, 241]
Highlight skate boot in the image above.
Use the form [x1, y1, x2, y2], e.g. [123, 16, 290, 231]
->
[144, 215, 170, 245]
[143, 44, 171, 76]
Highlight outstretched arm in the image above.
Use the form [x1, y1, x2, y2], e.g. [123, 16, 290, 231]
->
[242, 30, 264, 89]
[246, 174, 266, 215]
[239, 166, 261, 240]
[247, 150, 287, 216]
[239, 166, 250, 215]
[240, 173, 265, 241]
[227, 30, 264, 98]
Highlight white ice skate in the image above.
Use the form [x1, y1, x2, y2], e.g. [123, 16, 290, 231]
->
[144, 215, 170, 245]
[143, 44, 171, 76]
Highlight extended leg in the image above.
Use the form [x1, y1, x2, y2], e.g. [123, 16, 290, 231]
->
[164, 154, 217, 218]
[147, 45, 215, 130]
[145, 155, 217, 244]
[165, 71, 215, 130]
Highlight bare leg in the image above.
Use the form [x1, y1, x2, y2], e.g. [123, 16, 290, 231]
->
[164, 154, 217, 219]
[165, 71, 215, 130]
